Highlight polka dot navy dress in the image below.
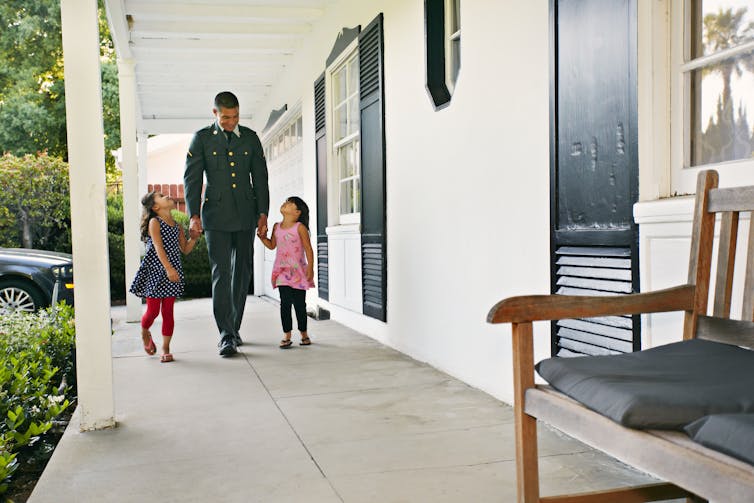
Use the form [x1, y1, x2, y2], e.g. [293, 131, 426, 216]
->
[129, 217, 185, 298]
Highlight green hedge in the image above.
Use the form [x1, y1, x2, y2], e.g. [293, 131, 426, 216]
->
[172, 211, 212, 298]
[107, 194, 212, 300]
[0, 304, 76, 496]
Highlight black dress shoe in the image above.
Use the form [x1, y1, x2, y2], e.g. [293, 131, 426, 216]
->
[233, 334, 243, 346]
[219, 337, 237, 357]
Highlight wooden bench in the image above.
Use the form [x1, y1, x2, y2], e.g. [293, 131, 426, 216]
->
[487, 169, 754, 502]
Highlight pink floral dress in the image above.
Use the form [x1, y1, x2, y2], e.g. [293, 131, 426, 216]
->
[271, 222, 315, 290]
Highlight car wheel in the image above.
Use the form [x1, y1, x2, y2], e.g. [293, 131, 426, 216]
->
[0, 279, 47, 314]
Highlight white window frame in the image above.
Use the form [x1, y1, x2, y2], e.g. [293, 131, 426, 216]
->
[670, 1, 754, 195]
[445, 0, 461, 93]
[325, 40, 361, 226]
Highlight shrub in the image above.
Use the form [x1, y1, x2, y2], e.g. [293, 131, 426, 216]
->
[172, 211, 212, 298]
[107, 192, 126, 301]
[0, 304, 76, 496]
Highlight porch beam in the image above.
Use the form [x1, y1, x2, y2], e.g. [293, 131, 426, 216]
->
[130, 20, 313, 38]
[130, 38, 300, 52]
[125, 2, 324, 23]
[60, 0, 115, 431]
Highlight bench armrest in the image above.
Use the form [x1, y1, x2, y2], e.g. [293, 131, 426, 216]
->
[487, 285, 696, 324]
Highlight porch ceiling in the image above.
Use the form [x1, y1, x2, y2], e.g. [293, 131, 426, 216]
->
[104, 0, 330, 134]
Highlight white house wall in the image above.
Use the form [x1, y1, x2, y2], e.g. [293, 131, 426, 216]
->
[254, 0, 551, 405]
[146, 135, 192, 185]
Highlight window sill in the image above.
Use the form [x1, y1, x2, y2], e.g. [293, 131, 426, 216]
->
[634, 197, 695, 225]
[326, 224, 361, 236]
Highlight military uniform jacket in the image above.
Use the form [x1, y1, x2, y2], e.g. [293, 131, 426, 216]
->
[184, 123, 270, 232]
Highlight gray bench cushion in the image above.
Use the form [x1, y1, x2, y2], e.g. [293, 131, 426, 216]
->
[535, 339, 754, 429]
[685, 414, 754, 466]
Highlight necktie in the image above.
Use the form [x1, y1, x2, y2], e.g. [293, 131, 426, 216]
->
[224, 130, 232, 142]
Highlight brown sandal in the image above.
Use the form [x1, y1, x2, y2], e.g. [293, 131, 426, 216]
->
[300, 336, 311, 346]
[279, 339, 293, 349]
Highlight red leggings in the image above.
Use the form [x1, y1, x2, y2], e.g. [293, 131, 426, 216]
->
[141, 297, 175, 337]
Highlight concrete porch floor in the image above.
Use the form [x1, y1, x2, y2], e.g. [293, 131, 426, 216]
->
[28, 296, 674, 502]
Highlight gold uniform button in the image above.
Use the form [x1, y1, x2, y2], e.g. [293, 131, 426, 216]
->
[228, 151, 234, 157]
[212, 151, 216, 155]
[232, 183, 237, 188]
[231, 173, 236, 177]
[213, 130, 218, 135]
[244, 151, 248, 155]
[230, 162, 235, 166]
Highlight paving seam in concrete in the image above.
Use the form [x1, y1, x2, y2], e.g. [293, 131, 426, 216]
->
[239, 349, 346, 503]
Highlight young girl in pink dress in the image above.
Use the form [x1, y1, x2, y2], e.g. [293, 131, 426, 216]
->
[257, 196, 315, 348]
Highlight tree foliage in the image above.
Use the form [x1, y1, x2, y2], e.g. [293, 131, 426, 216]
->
[0, 0, 120, 176]
[0, 153, 71, 251]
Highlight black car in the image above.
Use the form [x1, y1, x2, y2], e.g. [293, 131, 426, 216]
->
[0, 248, 75, 314]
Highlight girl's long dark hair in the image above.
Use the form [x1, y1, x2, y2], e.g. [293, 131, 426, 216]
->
[288, 196, 310, 230]
[139, 191, 159, 241]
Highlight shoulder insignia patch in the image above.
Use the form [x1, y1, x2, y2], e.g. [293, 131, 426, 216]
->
[187, 151, 192, 157]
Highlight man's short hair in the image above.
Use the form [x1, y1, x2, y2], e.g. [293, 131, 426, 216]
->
[214, 91, 239, 110]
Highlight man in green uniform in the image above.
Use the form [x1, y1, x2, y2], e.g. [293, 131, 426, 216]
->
[184, 91, 269, 356]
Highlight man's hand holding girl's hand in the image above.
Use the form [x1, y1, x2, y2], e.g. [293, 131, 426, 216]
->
[189, 215, 203, 240]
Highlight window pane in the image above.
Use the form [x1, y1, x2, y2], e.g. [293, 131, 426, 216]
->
[691, 2, 754, 58]
[354, 140, 360, 176]
[450, 0, 461, 33]
[336, 66, 349, 105]
[689, 49, 754, 166]
[334, 104, 347, 141]
[353, 178, 361, 213]
[339, 143, 354, 179]
[348, 97, 360, 135]
[340, 180, 353, 215]
[451, 38, 461, 84]
[296, 117, 303, 140]
[348, 55, 359, 94]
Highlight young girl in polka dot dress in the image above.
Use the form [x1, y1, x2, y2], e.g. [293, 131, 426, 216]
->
[257, 196, 315, 349]
[130, 192, 197, 362]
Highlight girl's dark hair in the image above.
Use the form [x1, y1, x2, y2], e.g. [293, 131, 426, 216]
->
[287, 196, 310, 230]
[139, 191, 159, 241]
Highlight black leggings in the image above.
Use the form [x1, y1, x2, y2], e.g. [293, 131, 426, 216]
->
[279, 286, 307, 333]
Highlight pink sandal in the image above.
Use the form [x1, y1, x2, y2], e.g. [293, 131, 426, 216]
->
[160, 353, 174, 363]
[143, 337, 156, 356]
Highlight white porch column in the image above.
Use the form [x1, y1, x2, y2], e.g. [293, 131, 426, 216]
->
[138, 131, 149, 198]
[117, 58, 142, 322]
[60, 0, 115, 431]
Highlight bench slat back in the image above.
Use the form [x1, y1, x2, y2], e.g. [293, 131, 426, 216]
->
[692, 173, 754, 345]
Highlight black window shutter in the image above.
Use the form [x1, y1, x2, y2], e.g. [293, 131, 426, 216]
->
[424, 0, 451, 108]
[314, 73, 328, 300]
[358, 14, 387, 321]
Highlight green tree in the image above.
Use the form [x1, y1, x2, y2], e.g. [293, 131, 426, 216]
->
[0, 153, 71, 251]
[0, 0, 121, 175]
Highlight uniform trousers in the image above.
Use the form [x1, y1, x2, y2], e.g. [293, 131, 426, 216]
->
[205, 229, 253, 341]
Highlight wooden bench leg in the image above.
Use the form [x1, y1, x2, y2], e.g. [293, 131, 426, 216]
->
[513, 322, 540, 503]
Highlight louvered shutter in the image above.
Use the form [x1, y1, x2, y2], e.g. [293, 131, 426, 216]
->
[314, 73, 328, 300]
[358, 14, 387, 321]
[553, 246, 639, 356]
